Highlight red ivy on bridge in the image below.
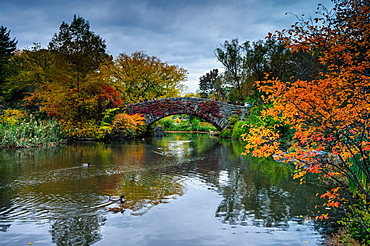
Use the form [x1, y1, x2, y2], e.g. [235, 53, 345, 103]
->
[129, 99, 223, 121]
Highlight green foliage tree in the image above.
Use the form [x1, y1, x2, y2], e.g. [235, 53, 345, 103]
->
[214, 38, 247, 101]
[215, 38, 324, 102]
[0, 26, 17, 101]
[0, 26, 17, 57]
[199, 69, 219, 98]
[48, 15, 111, 91]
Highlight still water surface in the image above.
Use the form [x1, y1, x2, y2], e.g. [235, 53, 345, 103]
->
[0, 133, 328, 245]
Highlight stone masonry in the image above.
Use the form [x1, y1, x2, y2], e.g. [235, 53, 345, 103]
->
[126, 97, 249, 131]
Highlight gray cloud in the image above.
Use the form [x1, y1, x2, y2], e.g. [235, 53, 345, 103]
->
[0, 0, 334, 92]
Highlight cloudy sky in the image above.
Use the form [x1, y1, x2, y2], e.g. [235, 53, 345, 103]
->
[1, 0, 334, 93]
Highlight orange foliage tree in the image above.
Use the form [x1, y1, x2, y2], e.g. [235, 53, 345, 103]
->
[243, 0, 370, 236]
[112, 113, 146, 137]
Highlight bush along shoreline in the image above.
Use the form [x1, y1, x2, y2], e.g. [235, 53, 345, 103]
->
[0, 110, 64, 148]
[0, 108, 149, 147]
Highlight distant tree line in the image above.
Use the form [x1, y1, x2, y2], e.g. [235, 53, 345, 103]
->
[199, 38, 325, 103]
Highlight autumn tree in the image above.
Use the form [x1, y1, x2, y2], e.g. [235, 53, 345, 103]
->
[3, 44, 55, 108]
[44, 16, 118, 122]
[10, 17, 123, 137]
[243, 0, 370, 240]
[105, 51, 187, 103]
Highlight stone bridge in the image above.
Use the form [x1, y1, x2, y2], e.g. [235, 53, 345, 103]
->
[126, 97, 249, 131]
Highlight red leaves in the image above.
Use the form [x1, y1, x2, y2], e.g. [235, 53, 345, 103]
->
[307, 164, 322, 173]
[98, 85, 124, 107]
[128, 99, 222, 122]
[327, 201, 340, 208]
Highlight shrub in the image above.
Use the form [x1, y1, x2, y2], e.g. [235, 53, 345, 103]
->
[112, 113, 146, 137]
[64, 119, 112, 139]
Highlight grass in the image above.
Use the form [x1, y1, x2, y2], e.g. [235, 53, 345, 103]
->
[0, 116, 64, 148]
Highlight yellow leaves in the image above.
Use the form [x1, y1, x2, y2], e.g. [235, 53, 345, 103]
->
[0, 109, 25, 125]
[293, 169, 307, 180]
[108, 51, 187, 103]
[64, 120, 112, 139]
[242, 125, 281, 158]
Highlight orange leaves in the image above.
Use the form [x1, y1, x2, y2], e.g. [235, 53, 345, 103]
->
[314, 188, 344, 220]
[307, 164, 322, 173]
[318, 187, 343, 213]
[327, 201, 340, 208]
[325, 171, 341, 178]
[242, 125, 281, 158]
[245, 0, 370, 226]
[320, 187, 341, 200]
[361, 141, 370, 151]
[316, 213, 329, 220]
[112, 113, 146, 136]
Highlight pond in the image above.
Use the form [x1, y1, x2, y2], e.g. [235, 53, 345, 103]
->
[0, 133, 330, 245]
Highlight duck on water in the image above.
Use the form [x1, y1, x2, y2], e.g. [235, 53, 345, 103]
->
[109, 195, 125, 203]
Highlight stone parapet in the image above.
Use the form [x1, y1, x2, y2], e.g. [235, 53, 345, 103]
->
[126, 97, 249, 130]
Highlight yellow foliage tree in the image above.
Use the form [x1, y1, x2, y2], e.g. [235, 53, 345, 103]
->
[103, 51, 188, 103]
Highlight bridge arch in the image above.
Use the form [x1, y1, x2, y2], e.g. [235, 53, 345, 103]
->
[126, 97, 248, 131]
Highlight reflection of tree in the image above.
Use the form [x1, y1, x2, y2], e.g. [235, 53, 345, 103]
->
[0, 189, 108, 246]
[214, 155, 324, 228]
[215, 167, 293, 227]
[215, 170, 243, 225]
[117, 171, 185, 214]
[185, 140, 324, 229]
[50, 214, 105, 246]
